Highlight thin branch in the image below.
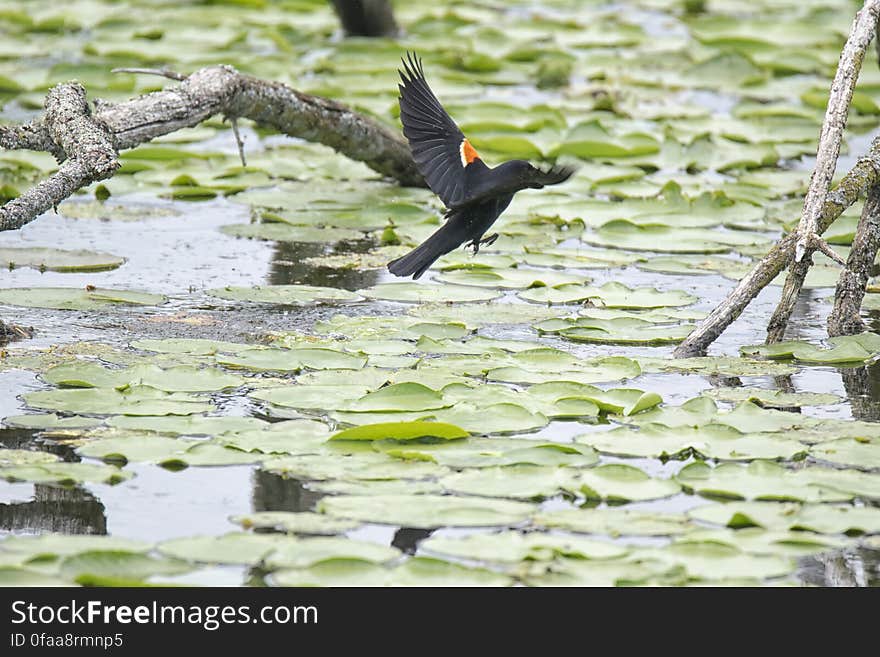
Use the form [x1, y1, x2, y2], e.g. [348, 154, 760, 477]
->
[111, 67, 186, 81]
[809, 235, 848, 266]
[229, 117, 247, 167]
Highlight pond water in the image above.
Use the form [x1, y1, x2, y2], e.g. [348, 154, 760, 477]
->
[1, 0, 879, 586]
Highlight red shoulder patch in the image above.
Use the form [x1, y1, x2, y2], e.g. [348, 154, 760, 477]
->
[460, 138, 480, 166]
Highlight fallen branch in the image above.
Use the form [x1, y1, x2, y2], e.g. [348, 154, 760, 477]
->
[674, 137, 880, 357]
[674, 0, 880, 356]
[0, 64, 424, 233]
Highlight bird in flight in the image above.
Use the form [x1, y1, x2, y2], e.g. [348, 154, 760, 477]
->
[388, 52, 576, 280]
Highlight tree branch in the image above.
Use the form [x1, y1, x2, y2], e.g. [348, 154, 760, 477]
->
[673, 136, 880, 357]
[828, 183, 880, 336]
[766, 0, 880, 343]
[0, 64, 424, 233]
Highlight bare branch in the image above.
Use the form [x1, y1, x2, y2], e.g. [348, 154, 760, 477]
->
[0, 82, 119, 232]
[111, 67, 186, 81]
[674, 137, 880, 357]
[0, 65, 424, 232]
[230, 117, 246, 167]
[766, 0, 880, 343]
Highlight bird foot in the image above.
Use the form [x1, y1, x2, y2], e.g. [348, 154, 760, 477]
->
[480, 233, 499, 247]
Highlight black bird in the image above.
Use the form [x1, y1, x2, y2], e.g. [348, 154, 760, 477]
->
[388, 52, 576, 280]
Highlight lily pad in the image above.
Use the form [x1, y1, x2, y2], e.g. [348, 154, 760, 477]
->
[0, 247, 124, 272]
[422, 530, 628, 563]
[577, 464, 682, 502]
[207, 285, 361, 305]
[329, 421, 468, 442]
[0, 287, 165, 310]
[534, 508, 691, 536]
[230, 512, 360, 535]
[318, 494, 537, 528]
[358, 283, 502, 303]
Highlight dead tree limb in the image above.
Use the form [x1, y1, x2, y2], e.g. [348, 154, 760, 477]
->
[828, 184, 880, 336]
[0, 64, 424, 233]
[674, 137, 880, 357]
[767, 0, 880, 343]
[674, 0, 880, 356]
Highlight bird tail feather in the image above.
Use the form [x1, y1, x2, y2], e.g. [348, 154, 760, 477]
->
[387, 211, 469, 280]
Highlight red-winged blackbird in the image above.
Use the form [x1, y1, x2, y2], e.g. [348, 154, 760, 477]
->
[387, 53, 577, 280]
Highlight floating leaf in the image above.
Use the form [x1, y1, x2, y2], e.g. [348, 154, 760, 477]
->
[0, 287, 165, 310]
[0, 247, 124, 272]
[329, 421, 468, 442]
[230, 512, 360, 535]
[422, 530, 628, 563]
[207, 285, 361, 305]
[25, 386, 214, 416]
[358, 283, 502, 303]
[43, 363, 243, 392]
[534, 508, 691, 536]
[270, 557, 512, 587]
[219, 347, 366, 372]
[318, 494, 537, 528]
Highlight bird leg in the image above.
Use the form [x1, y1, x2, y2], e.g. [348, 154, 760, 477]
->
[466, 233, 499, 256]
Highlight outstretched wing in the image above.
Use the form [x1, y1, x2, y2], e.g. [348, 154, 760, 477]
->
[398, 52, 486, 208]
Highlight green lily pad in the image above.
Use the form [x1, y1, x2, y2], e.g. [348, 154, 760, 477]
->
[60, 551, 192, 582]
[0, 287, 165, 310]
[422, 530, 628, 563]
[345, 383, 449, 413]
[577, 464, 682, 502]
[583, 221, 770, 253]
[318, 494, 537, 528]
[534, 508, 691, 536]
[520, 282, 696, 308]
[2, 413, 103, 430]
[0, 534, 150, 558]
[688, 501, 880, 534]
[358, 283, 502, 303]
[24, 386, 215, 416]
[219, 347, 366, 372]
[376, 437, 598, 469]
[541, 317, 695, 345]
[230, 512, 360, 535]
[440, 465, 582, 500]
[207, 285, 361, 305]
[810, 437, 880, 470]
[270, 557, 512, 587]
[435, 267, 587, 289]
[43, 362, 243, 392]
[158, 533, 292, 565]
[740, 333, 880, 364]
[0, 247, 124, 272]
[131, 338, 252, 355]
[703, 387, 841, 408]
[676, 460, 880, 503]
[329, 421, 468, 441]
[577, 423, 806, 461]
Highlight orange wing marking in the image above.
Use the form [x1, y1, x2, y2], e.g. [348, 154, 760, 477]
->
[459, 138, 480, 167]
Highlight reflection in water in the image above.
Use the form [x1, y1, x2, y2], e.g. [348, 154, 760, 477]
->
[252, 469, 325, 513]
[0, 486, 106, 535]
[0, 428, 108, 535]
[269, 240, 383, 291]
[799, 547, 880, 587]
[391, 527, 434, 554]
[840, 363, 880, 421]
